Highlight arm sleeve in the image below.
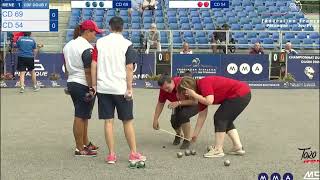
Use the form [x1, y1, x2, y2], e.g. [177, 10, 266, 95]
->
[158, 90, 167, 103]
[198, 103, 207, 112]
[125, 45, 137, 65]
[81, 48, 93, 68]
[92, 46, 98, 62]
[33, 40, 36, 49]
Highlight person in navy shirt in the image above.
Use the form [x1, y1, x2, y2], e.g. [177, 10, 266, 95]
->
[16, 32, 39, 93]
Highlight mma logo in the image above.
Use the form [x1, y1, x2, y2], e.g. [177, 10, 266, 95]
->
[239, 63, 250, 74]
[304, 171, 320, 180]
[258, 173, 268, 180]
[252, 63, 263, 74]
[227, 63, 238, 74]
[227, 63, 263, 75]
[258, 172, 294, 180]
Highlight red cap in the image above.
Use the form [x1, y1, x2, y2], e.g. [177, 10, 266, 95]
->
[80, 20, 102, 34]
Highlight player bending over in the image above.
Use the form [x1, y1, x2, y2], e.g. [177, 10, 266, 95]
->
[153, 74, 198, 149]
[177, 76, 251, 158]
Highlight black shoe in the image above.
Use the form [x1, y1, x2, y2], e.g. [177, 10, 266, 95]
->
[173, 134, 182, 145]
[180, 140, 190, 149]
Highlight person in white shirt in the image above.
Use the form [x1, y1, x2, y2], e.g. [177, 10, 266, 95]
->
[91, 17, 146, 164]
[282, 42, 298, 55]
[63, 20, 101, 157]
[180, 42, 193, 54]
[143, 0, 157, 10]
[145, 23, 161, 54]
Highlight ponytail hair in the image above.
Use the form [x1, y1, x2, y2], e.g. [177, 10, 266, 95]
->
[73, 25, 82, 39]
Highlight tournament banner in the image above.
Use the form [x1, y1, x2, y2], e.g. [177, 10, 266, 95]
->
[5, 53, 155, 80]
[287, 55, 320, 81]
[221, 54, 269, 81]
[172, 54, 221, 79]
[1, 80, 318, 89]
[5, 53, 65, 80]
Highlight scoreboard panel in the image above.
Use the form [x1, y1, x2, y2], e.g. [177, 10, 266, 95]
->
[169, 0, 229, 9]
[1, 0, 58, 32]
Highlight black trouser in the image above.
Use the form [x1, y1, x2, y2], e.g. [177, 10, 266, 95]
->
[171, 105, 198, 130]
[214, 92, 251, 132]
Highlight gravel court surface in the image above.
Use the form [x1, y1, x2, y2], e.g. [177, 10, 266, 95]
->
[1, 88, 319, 180]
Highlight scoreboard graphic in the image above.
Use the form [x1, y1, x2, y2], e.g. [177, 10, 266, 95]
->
[1, 0, 58, 32]
[169, 0, 229, 9]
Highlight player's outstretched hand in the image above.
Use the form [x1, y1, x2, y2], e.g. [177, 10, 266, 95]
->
[153, 120, 160, 130]
[191, 135, 197, 143]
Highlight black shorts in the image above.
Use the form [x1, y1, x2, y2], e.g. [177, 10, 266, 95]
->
[17, 56, 34, 72]
[97, 93, 133, 121]
[171, 105, 198, 129]
[214, 92, 251, 132]
[67, 82, 95, 119]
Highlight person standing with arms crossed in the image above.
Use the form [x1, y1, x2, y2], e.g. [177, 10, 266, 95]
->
[91, 17, 146, 164]
[16, 32, 39, 93]
[63, 20, 101, 156]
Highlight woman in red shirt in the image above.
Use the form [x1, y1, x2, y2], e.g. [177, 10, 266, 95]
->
[177, 76, 251, 158]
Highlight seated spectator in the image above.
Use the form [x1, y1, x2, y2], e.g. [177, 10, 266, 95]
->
[129, 0, 144, 16]
[249, 42, 264, 54]
[282, 42, 298, 55]
[142, 0, 157, 10]
[211, 26, 227, 53]
[145, 23, 161, 54]
[180, 42, 193, 54]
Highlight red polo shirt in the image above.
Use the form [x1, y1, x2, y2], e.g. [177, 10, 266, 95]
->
[197, 76, 250, 111]
[13, 32, 25, 43]
[158, 77, 182, 103]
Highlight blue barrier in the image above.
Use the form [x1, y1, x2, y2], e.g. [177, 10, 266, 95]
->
[4, 53, 155, 80]
[1, 80, 319, 89]
[3, 53, 319, 89]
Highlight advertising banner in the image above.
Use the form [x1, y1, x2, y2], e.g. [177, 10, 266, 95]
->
[220, 54, 270, 81]
[287, 55, 320, 81]
[172, 54, 221, 79]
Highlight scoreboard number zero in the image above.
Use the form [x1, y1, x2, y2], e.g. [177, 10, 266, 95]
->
[157, 52, 171, 63]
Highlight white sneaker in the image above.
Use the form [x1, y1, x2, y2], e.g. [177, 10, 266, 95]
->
[145, 49, 149, 54]
[33, 85, 40, 92]
[203, 148, 225, 158]
[227, 147, 246, 156]
[20, 86, 25, 93]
